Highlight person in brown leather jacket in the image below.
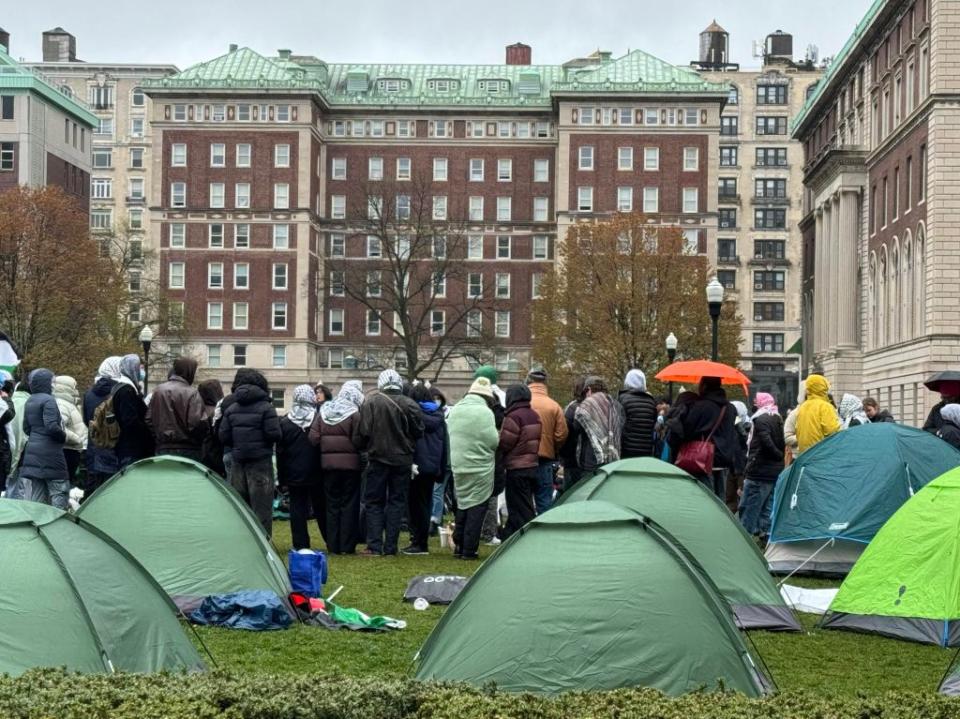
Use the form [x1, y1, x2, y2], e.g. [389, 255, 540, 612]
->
[499, 384, 543, 539]
[146, 357, 206, 461]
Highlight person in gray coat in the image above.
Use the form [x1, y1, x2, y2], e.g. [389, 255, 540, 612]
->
[20, 368, 69, 508]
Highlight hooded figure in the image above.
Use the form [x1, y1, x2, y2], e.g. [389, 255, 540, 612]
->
[278, 384, 323, 550]
[309, 380, 365, 555]
[573, 377, 627, 473]
[20, 369, 69, 508]
[499, 384, 543, 539]
[53, 375, 87, 483]
[739, 391, 785, 541]
[0, 369, 16, 481]
[677, 377, 743, 497]
[938, 404, 960, 450]
[405, 384, 450, 554]
[618, 369, 658, 458]
[838, 393, 869, 429]
[146, 356, 206, 459]
[795, 375, 841, 453]
[924, 381, 960, 434]
[197, 379, 226, 477]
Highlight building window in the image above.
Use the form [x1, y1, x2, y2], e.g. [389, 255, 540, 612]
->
[433, 195, 447, 221]
[753, 333, 785, 353]
[644, 147, 660, 170]
[683, 147, 699, 171]
[92, 178, 112, 199]
[496, 197, 512, 222]
[210, 143, 225, 167]
[578, 146, 594, 170]
[397, 120, 413, 137]
[644, 108, 659, 125]
[331, 157, 346, 180]
[756, 147, 788, 166]
[727, 86, 739, 105]
[130, 147, 144, 169]
[754, 270, 786, 291]
[495, 272, 511, 299]
[233, 303, 249, 330]
[208, 183, 225, 208]
[469, 196, 484, 221]
[432, 235, 447, 259]
[235, 183, 250, 208]
[272, 302, 288, 330]
[533, 197, 549, 222]
[718, 239, 737, 262]
[270, 389, 285, 410]
[642, 187, 659, 213]
[682, 188, 698, 213]
[368, 157, 384, 180]
[273, 263, 288, 290]
[466, 310, 482, 338]
[327, 349, 344, 369]
[433, 157, 448, 181]
[495, 311, 511, 337]
[617, 187, 633, 212]
[207, 222, 223, 249]
[128, 210, 143, 229]
[617, 147, 634, 171]
[397, 157, 411, 180]
[169, 223, 185, 248]
[211, 104, 226, 122]
[533, 235, 549, 260]
[531, 272, 544, 299]
[534, 159, 549, 182]
[92, 147, 112, 168]
[366, 310, 381, 336]
[273, 224, 290, 249]
[233, 344, 247, 366]
[329, 270, 345, 296]
[276, 105, 291, 122]
[756, 85, 788, 104]
[577, 187, 593, 212]
[719, 208, 737, 229]
[430, 310, 446, 336]
[0, 95, 14, 119]
[171, 143, 187, 167]
[756, 116, 788, 135]
[578, 106, 595, 125]
[469, 159, 484, 181]
[127, 178, 144, 200]
[719, 146, 738, 167]
[274, 183, 289, 209]
[172, 104, 187, 121]
[90, 209, 112, 231]
[366, 235, 382, 258]
[207, 345, 221, 368]
[330, 233, 345, 257]
[754, 302, 785, 321]
[497, 236, 511, 259]
[467, 272, 483, 298]
[328, 309, 344, 335]
[498, 159, 512, 182]
[754, 240, 785, 260]
[718, 270, 736, 289]
[234, 262, 249, 289]
[754, 208, 786, 229]
[274, 144, 290, 168]
[168, 262, 185, 289]
[431, 271, 446, 297]
[236, 143, 251, 167]
[272, 345, 287, 368]
[208, 262, 224, 289]
[207, 302, 223, 330]
[235, 224, 250, 248]
[755, 178, 787, 199]
[95, 118, 114, 136]
[397, 194, 411, 220]
[919, 144, 926, 201]
[468, 235, 483, 259]
[720, 116, 738, 136]
[719, 178, 738, 199]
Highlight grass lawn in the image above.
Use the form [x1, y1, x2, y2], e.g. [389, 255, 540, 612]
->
[194, 520, 954, 696]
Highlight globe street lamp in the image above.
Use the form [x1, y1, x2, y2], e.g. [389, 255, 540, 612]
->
[138, 325, 153, 394]
[665, 332, 678, 402]
[706, 278, 724, 362]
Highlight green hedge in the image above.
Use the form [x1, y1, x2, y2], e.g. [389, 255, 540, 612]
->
[2, 671, 960, 719]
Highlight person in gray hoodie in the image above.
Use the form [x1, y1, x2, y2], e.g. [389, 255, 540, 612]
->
[20, 369, 69, 508]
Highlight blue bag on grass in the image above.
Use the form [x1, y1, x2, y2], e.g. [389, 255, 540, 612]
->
[189, 590, 292, 631]
[288, 549, 328, 597]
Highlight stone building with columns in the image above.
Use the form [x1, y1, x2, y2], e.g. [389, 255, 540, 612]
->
[795, 0, 956, 426]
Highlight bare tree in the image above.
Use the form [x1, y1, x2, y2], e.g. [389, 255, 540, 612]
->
[328, 171, 498, 381]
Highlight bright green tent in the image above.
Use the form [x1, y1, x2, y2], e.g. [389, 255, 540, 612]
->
[415, 501, 774, 697]
[824, 467, 960, 646]
[76, 456, 291, 611]
[0, 499, 204, 675]
[555, 458, 799, 631]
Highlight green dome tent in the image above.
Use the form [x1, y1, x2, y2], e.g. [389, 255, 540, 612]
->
[555, 458, 799, 631]
[76, 456, 291, 612]
[823, 467, 960, 646]
[0, 499, 204, 675]
[766, 423, 960, 576]
[414, 501, 774, 697]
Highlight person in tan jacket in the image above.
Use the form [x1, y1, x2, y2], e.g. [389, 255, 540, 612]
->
[526, 368, 568, 514]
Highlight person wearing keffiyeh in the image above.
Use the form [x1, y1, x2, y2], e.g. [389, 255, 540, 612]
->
[278, 385, 323, 550]
[838, 393, 869, 429]
[739, 392, 784, 544]
[571, 377, 625, 473]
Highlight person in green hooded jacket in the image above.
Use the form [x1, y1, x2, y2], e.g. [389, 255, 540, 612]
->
[447, 377, 500, 560]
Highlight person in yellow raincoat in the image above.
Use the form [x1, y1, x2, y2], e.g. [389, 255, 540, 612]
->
[795, 374, 841, 453]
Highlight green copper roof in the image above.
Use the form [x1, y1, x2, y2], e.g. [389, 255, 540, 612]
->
[792, 0, 887, 134]
[0, 46, 98, 126]
[146, 46, 727, 108]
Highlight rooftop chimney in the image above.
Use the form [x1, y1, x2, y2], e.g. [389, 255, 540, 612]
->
[0, 29, 9, 53]
[42, 27, 76, 62]
[506, 42, 531, 66]
[229, 43, 238, 52]
[278, 49, 292, 60]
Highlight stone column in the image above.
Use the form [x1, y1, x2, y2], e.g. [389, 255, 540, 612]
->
[820, 201, 832, 353]
[814, 207, 824, 355]
[838, 188, 860, 347]
[829, 193, 842, 350]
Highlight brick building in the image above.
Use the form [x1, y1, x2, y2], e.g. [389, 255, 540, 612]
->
[143, 43, 728, 403]
[0, 31, 95, 204]
[697, 23, 823, 408]
[25, 28, 178, 326]
[794, 0, 953, 425]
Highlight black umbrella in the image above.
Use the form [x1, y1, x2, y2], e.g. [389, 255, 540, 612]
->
[924, 371, 960, 392]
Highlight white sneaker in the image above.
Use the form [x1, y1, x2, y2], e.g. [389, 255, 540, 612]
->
[485, 537, 502, 546]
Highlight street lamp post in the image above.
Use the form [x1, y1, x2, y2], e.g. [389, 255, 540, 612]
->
[139, 325, 153, 394]
[706, 278, 724, 362]
[665, 332, 678, 403]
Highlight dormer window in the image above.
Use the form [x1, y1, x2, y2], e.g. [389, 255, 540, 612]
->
[377, 78, 409, 93]
[427, 79, 458, 93]
[479, 79, 510, 94]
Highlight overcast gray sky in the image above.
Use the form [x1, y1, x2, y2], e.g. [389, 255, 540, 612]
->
[8, 0, 867, 70]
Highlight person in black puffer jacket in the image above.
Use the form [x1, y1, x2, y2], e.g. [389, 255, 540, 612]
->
[678, 377, 743, 499]
[618, 369, 658, 458]
[21, 369, 68, 508]
[739, 392, 784, 543]
[404, 384, 449, 555]
[219, 369, 282, 536]
[559, 377, 586, 493]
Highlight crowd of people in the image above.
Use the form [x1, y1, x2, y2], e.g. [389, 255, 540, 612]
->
[1, 353, 954, 559]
